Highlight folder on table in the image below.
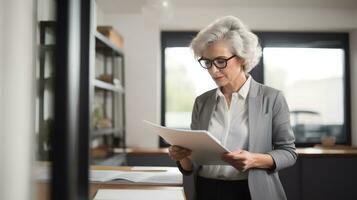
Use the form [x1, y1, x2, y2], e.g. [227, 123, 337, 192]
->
[90, 166, 182, 185]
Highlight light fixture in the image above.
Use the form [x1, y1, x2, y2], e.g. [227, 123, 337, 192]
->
[142, 0, 174, 24]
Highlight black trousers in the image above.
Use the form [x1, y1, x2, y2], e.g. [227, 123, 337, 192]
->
[196, 176, 251, 200]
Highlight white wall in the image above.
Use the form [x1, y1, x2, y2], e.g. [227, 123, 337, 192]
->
[37, 0, 55, 21]
[350, 30, 357, 146]
[0, 0, 36, 200]
[162, 6, 357, 31]
[101, 14, 161, 148]
[98, 4, 357, 147]
[96, 1, 105, 25]
[0, 0, 4, 197]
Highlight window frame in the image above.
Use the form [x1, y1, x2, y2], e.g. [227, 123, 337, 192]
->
[160, 32, 198, 147]
[256, 32, 351, 147]
[161, 31, 351, 147]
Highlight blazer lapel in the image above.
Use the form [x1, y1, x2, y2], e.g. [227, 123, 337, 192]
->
[248, 78, 261, 152]
[200, 92, 217, 131]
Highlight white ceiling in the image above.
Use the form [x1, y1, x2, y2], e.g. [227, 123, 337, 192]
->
[97, 0, 357, 14]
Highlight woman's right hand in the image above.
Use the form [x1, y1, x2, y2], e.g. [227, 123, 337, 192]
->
[169, 145, 193, 172]
[168, 145, 192, 161]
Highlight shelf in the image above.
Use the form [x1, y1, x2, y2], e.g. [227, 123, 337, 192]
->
[38, 21, 56, 161]
[40, 44, 55, 52]
[91, 26, 126, 151]
[93, 79, 124, 93]
[40, 21, 56, 29]
[91, 153, 126, 166]
[95, 31, 124, 56]
[37, 77, 53, 85]
[92, 128, 121, 137]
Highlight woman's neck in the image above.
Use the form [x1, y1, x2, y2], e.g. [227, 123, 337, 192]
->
[222, 73, 247, 95]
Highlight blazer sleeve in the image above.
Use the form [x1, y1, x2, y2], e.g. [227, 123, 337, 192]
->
[177, 97, 200, 176]
[190, 97, 200, 130]
[267, 91, 298, 172]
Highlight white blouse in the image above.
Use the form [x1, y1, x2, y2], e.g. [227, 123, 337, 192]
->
[198, 76, 251, 180]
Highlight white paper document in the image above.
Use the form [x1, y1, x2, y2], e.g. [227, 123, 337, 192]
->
[93, 189, 185, 200]
[143, 120, 230, 165]
[90, 167, 182, 185]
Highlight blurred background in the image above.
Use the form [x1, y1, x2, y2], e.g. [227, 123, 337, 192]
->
[1, 0, 357, 200]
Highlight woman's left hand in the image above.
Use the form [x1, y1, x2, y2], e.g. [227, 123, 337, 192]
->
[221, 150, 256, 172]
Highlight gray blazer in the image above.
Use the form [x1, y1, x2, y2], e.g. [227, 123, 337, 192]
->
[179, 77, 297, 200]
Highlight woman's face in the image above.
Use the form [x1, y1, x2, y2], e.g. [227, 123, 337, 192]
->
[201, 40, 245, 87]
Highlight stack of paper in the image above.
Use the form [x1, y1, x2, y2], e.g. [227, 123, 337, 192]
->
[144, 120, 230, 165]
[90, 167, 182, 185]
[93, 189, 185, 200]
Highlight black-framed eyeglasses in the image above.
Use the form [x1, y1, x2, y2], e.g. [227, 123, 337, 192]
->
[198, 55, 237, 69]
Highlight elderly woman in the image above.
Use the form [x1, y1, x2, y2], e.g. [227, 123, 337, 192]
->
[168, 16, 297, 200]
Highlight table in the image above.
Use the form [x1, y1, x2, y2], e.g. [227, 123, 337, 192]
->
[36, 165, 185, 200]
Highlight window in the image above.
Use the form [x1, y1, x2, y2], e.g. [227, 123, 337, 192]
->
[257, 32, 350, 146]
[164, 47, 216, 128]
[264, 47, 345, 144]
[162, 31, 351, 147]
[161, 32, 215, 131]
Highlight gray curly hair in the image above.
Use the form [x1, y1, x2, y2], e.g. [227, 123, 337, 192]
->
[190, 16, 262, 73]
